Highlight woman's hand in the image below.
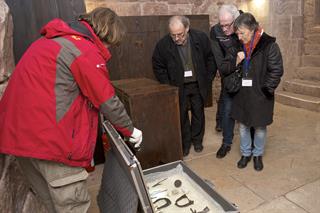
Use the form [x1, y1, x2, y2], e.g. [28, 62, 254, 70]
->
[236, 51, 245, 65]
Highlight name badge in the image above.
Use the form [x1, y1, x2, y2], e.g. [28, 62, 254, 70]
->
[242, 78, 252, 87]
[184, 70, 193, 77]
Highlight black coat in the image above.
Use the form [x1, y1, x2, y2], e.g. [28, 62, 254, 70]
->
[210, 24, 242, 78]
[231, 32, 284, 127]
[152, 29, 217, 101]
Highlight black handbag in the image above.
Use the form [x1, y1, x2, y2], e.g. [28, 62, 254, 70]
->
[223, 67, 242, 94]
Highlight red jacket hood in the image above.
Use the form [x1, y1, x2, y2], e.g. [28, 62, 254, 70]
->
[40, 18, 111, 61]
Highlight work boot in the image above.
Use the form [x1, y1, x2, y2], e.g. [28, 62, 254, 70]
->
[183, 147, 190, 157]
[253, 156, 263, 171]
[237, 156, 252, 168]
[216, 144, 231, 158]
[194, 144, 203, 153]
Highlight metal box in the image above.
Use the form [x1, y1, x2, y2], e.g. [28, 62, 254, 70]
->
[112, 78, 183, 169]
[98, 121, 238, 213]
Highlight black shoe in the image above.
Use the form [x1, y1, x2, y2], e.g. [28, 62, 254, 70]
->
[215, 124, 222, 132]
[237, 156, 252, 168]
[253, 156, 263, 171]
[194, 144, 203, 153]
[216, 144, 231, 158]
[183, 148, 190, 157]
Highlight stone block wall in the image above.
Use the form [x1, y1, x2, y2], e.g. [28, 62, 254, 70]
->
[304, 0, 320, 35]
[247, 0, 304, 81]
[304, 0, 320, 54]
[85, 0, 246, 26]
[0, 0, 14, 97]
[0, 155, 48, 213]
[271, 0, 304, 80]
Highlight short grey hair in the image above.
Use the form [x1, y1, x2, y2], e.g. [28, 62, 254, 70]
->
[168, 15, 190, 29]
[218, 4, 240, 20]
[234, 12, 259, 32]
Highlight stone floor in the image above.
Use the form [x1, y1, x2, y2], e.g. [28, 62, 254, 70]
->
[86, 102, 320, 213]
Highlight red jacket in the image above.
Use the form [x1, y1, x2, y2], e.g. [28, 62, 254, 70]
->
[0, 19, 133, 167]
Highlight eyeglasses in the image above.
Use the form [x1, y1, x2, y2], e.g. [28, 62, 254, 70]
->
[219, 20, 234, 29]
[170, 31, 185, 39]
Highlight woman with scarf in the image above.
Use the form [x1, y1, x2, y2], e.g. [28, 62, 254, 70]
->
[231, 13, 283, 171]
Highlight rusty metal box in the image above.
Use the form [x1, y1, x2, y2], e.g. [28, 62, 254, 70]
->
[98, 121, 238, 213]
[112, 78, 183, 169]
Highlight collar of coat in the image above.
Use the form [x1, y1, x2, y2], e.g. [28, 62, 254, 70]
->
[79, 21, 112, 62]
[249, 31, 276, 57]
[244, 27, 263, 58]
[40, 19, 112, 62]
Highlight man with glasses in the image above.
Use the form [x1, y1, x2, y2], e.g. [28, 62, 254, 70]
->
[152, 15, 216, 157]
[210, 4, 242, 158]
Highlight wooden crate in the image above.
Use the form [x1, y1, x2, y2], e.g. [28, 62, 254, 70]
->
[112, 78, 183, 169]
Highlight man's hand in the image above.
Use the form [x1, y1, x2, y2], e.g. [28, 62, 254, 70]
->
[236, 51, 245, 65]
[129, 128, 143, 148]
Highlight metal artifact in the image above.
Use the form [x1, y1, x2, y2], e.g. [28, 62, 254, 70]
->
[152, 178, 168, 187]
[174, 179, 182, 188]
[153, 197, 172, 210]
[175, 194, 194, 208]
[190, 206, 210, 213]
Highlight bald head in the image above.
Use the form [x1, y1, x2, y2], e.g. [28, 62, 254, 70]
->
[168, 15, 190, 29]
[168, 16, 190, 45]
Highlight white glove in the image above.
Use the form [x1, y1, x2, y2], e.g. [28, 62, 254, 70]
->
[129, 127, 143, 148]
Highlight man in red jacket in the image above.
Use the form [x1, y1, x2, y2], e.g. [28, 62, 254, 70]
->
[0, 7, 142, 212]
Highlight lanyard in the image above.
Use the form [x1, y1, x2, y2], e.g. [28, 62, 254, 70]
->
[243, 31, 256, 77]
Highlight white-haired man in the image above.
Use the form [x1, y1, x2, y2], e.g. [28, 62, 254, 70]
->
[210, 4, 243, 158]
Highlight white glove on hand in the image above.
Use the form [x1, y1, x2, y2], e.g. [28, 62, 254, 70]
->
[129, 127, 143, 148]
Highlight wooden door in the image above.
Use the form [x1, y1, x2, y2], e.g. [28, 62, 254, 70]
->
[108, 16, 160, 80]
[5, 0, 86, 63]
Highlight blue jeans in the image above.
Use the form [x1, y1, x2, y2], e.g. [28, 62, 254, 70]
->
[215, 88, 223, 126]
[222, 89, 235, 146]
[239, 123, 266, 156]
[215, 79, 223, 126]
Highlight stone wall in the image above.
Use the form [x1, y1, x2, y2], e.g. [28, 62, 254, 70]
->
[85, 0, 247, 26]
[247, 0, 304, 81]
[0, 1, 47, 212]
[85, 0, 305, 90]
[304, 0, 320, 39]
[304, 0, 320, 54]
[0, 0, 14, 97]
